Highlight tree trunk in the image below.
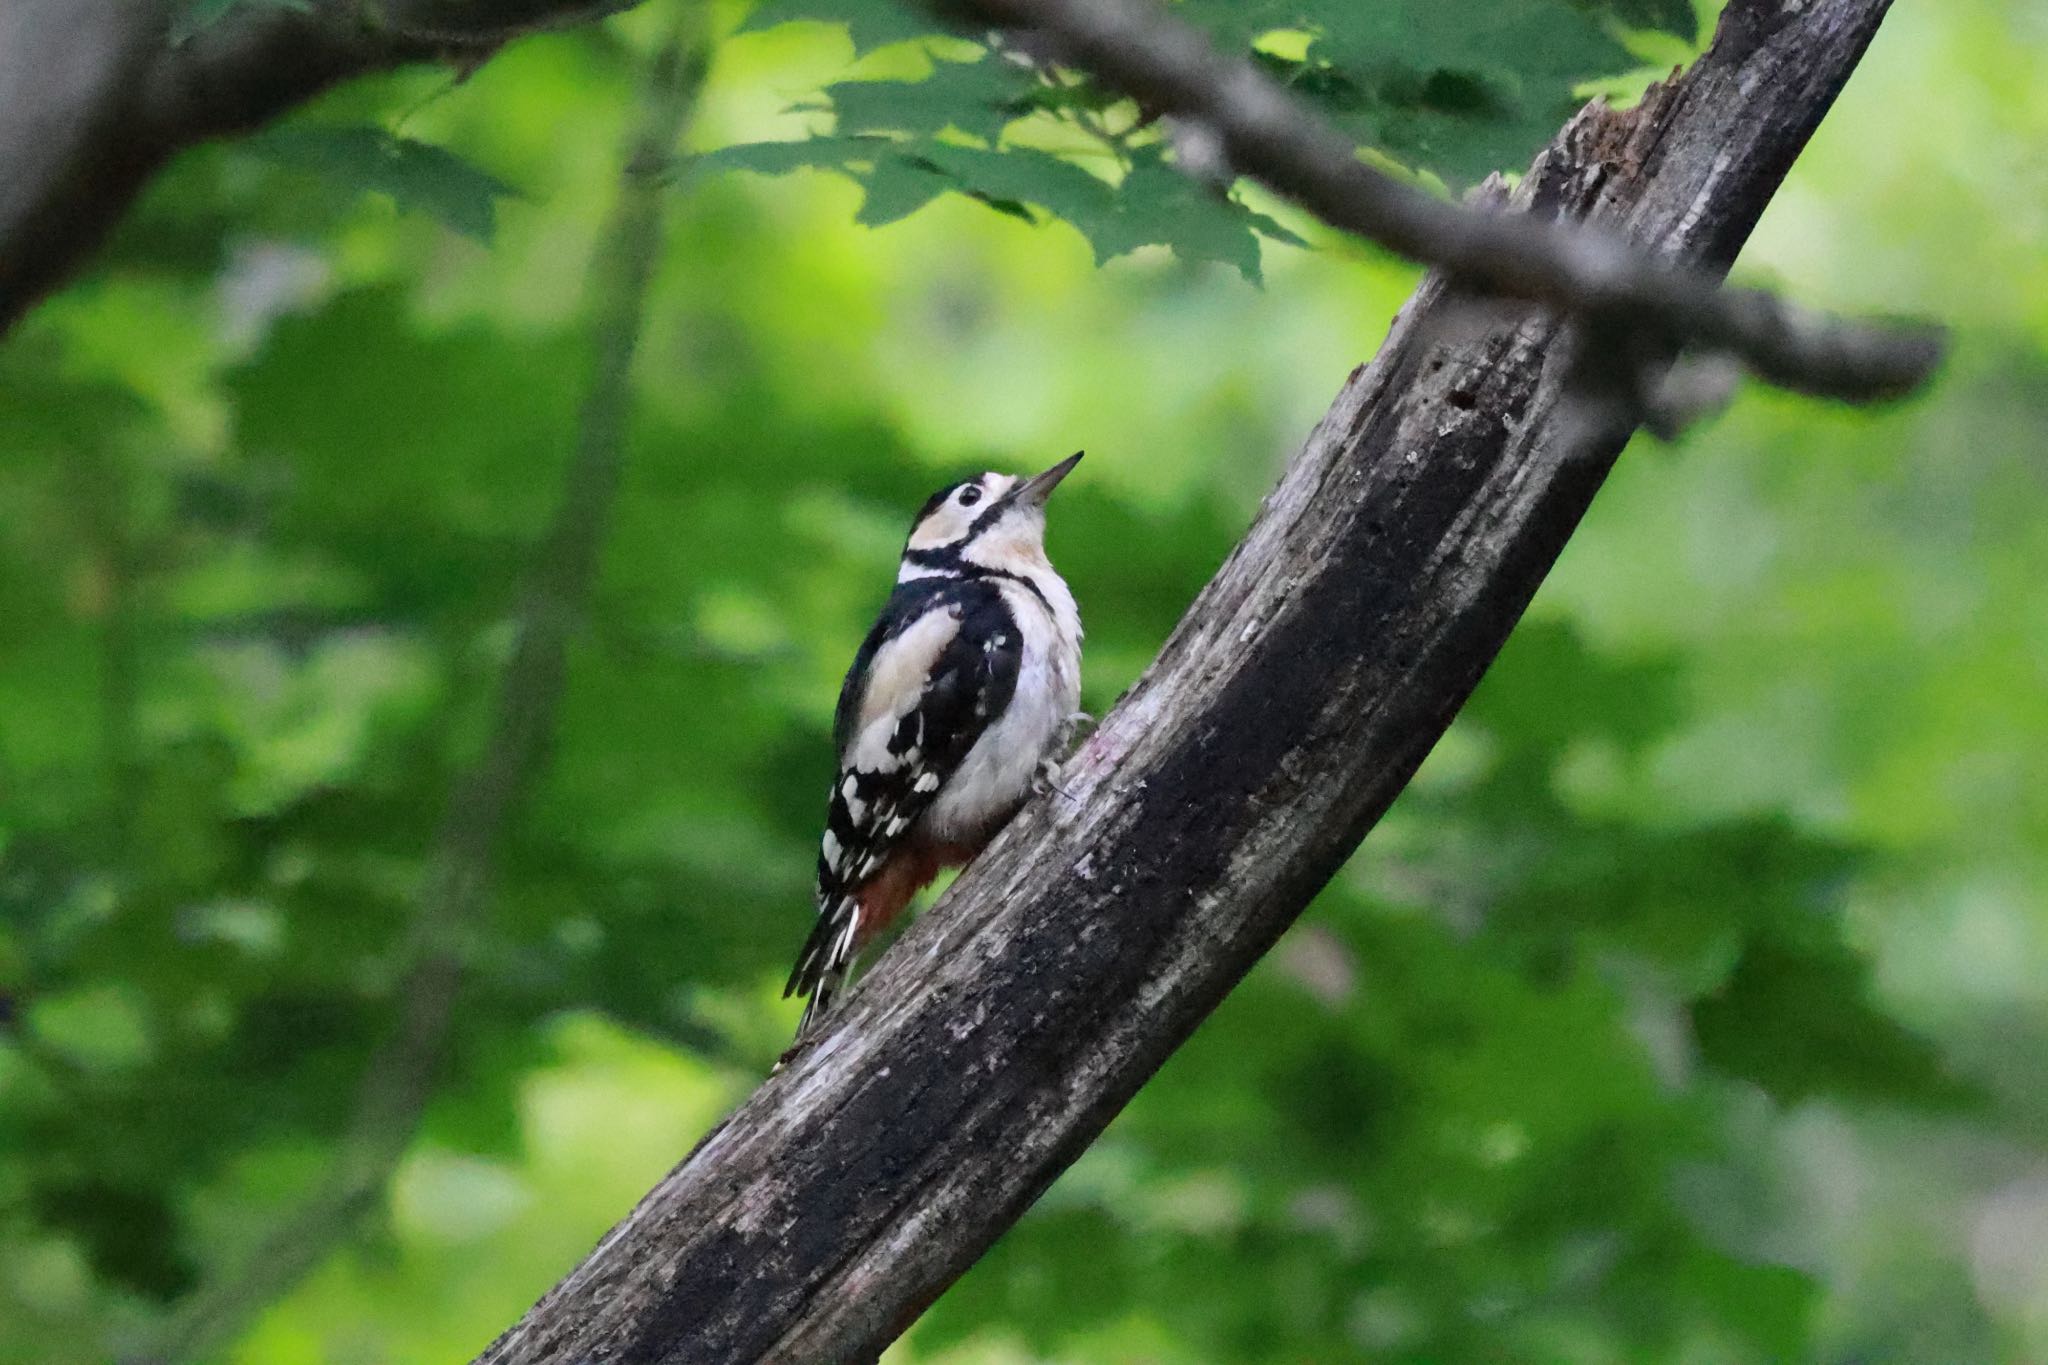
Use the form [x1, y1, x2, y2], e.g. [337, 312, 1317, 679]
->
[474, 1, 1898, 1362]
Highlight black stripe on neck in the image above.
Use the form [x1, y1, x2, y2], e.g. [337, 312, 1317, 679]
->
[904, 544, 965, 570]
[902, 547, 1051, 610]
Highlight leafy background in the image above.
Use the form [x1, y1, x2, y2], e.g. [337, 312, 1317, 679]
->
[3, 0, 2046, 1361]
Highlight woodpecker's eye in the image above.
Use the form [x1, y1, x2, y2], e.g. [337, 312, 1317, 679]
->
[958, 485, 983, 507]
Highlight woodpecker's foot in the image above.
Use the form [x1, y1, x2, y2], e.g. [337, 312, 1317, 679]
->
[776, 1014, 827, 1072]
[1033, 756, 1080, 802]
[1051, 712, 1097, 771]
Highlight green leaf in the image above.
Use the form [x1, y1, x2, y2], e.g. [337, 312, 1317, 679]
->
[247, 127, 522, 243]
[1692, 931, 1979, 1111]
[692, 134, 894, 179]
[825, 57, 1039, 144]
[1086, 152, 1272, 281]
[1239, 0, 1650, 185]
[1242, 206, 1308, 250]
[704, 135, 1120, 240]
[906, 142, 1116, 229]
[701, 127, 1303, 276]
[856, 153, 953, 227]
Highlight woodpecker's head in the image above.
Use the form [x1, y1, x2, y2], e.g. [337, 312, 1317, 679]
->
[902, 452, 1081, 579]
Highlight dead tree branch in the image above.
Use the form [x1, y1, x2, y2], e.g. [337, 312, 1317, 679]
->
[473, 1, 1900, 1362]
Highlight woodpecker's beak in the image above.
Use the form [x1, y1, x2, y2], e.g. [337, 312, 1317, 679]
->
[1014, 451, 1083, 508]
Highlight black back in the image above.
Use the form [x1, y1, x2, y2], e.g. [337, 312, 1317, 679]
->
[832, 575, 1020, 758]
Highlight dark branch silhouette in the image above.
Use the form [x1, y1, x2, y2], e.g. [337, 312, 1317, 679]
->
[0, 0, 649, 334]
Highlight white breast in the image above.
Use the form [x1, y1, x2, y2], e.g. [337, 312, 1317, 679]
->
[922, 572, 1081, 846]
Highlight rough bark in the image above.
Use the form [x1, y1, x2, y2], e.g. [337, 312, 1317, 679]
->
[475, 1, 1897, 1362]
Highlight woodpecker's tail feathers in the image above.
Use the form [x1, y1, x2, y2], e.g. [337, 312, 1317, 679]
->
[784, 893, 861, 1033]
[796, 968, 843, 1038]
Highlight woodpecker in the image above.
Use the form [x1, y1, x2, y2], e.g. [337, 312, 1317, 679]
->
[784, 452, 1085, 1038]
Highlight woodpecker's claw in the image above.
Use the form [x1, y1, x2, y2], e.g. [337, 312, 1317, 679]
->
[1033, 756, 1079, 802]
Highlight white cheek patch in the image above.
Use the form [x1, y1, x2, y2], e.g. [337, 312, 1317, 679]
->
[907, 499, 977, 550]
[906, 517, 959, 550]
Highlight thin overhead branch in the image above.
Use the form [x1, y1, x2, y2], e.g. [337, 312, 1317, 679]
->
[0, 0, 652, 335]
[474, 2, 1899, 1362]
[955, 0, 1941, 406]
[2, 0, 1938, 411]
[127, 17, 708, 1364]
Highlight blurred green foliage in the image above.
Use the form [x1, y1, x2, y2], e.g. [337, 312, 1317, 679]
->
[2, 0, 2045, 1362]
